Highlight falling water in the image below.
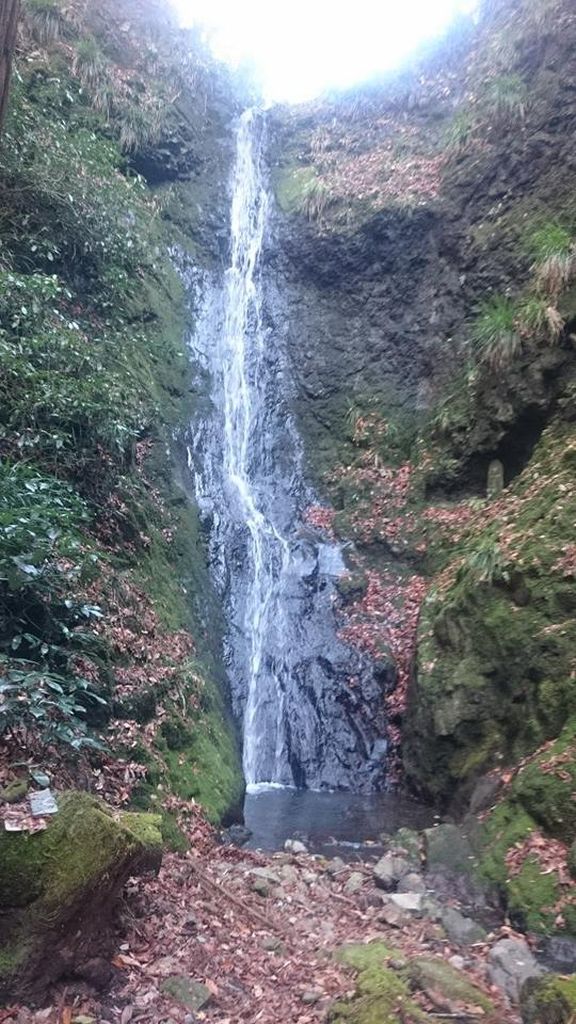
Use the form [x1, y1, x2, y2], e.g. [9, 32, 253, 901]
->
[188, 109, 388, 792]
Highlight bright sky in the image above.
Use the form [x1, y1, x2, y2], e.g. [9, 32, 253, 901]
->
[172, 0, 479, 103]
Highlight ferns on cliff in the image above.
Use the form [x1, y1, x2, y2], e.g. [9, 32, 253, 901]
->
[482, 73, 529, 124]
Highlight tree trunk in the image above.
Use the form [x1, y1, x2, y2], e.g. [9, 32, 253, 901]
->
[0, 0, 21, 134]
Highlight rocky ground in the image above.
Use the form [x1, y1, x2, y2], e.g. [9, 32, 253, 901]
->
[3, 803, 560, 1024]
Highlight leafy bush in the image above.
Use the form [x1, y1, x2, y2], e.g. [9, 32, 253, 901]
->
[471, 296, 521, 369]
[526, 222, 576, 298]
[0, 462, 108, 750]
[0, 661, 106, 751]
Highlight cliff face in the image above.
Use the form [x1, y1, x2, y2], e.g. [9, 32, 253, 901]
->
[0, 0, 245, 834]
[266, 0, 576, 831]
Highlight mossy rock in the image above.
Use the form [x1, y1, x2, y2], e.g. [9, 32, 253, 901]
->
[405, 958, 494, 1014]
[0, 791, 162, 1002]
[330, 944, 431, 1024]
[521, 974, 576, 1024]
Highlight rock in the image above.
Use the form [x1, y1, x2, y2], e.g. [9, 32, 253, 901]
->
[393, 827, 422, 867]
[448, 954, 466, 971]
[220, 824, 252, 847]
[344, 872, 364, 895]
[325, 856, 346, 876]
[0, 791, 162, 1003]
[382, 892, 423, 913]
[301, 989, 323, 1005]
[373, 852, 412, 890]
[302, 870, 318, 885]
[160, 976, 211, 1012]
[487, 938, 544, 1004]
[261, 935, 283, 953]
[424, 824, 476, 875]
[440, 907, 487, 946]
[249, 867, 282, 886]
[0, 779, 29, 804]
[469, 772, 503, 815]
[279, 864, 299, 884]
[539, 935, 576, 973]
[251, 877, 271, 898]
[284, 839, 307, 854]
[397, 872, 426, 893]
[377, 902, 412, 928]
[408, 957, 494, 1013]
[520, 973, 576, 1024]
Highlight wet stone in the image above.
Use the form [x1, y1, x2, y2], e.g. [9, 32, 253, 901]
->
[397, 872, 426, 893]
[488, 938, 544, 1003]
[373, 852, 412, 890]
[440, 906, 487, 946]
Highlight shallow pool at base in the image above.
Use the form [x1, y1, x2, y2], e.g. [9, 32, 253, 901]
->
[243, 787, 435, 855]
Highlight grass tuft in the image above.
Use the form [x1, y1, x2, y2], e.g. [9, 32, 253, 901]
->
[471, 296, 521, 369]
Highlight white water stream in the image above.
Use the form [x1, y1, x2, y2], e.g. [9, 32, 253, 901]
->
[188, 109, 387, 792]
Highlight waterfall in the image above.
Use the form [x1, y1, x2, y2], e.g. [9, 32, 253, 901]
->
[188, 109, 388, 793]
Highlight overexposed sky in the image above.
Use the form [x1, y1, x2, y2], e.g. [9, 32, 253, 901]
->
[172, 0, 478, 103]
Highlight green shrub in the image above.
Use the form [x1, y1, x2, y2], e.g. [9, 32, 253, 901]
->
[516, 294, 565, 342]
[72, 38, 113, 113]
[0, 661, 106, 751]
[471, 296, 521, 369]
[462, 538, 508, 584]
[526, 222, 576, 298]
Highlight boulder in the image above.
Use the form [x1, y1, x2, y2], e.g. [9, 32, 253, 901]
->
[520, 974, 576, 1024]
[407, 957, 494, 1013]
[397, 872, 426, 893]
[487, 938, 544, 1004]
[424, 824, 476, 875]
[160, 976, 211, 1011]
[0, 791, 162, 1002]
[344, 872, 364, 896]
[284, 839, 307, 854]
[382, 892, 423, 913]
[373, 852, 412, 890]
[440, 907, 487, 946]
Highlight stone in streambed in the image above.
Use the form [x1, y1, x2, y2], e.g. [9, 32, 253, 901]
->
[373, 852, 412, 890]
[424, 824, 476, 874]
[407, 957, 494, 1013]
[397, 872, 426, 893]
[344, 871, 364, 895]
[381, 892, 423, 913]
[284, 838, 307, 854]
[487, 937, 544, 1003]
[440, 906, 487, 946]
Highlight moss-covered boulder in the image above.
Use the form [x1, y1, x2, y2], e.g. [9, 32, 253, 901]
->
[472, 721, 576, 936]
[330, 944, 494, 1024]
[0, 791, 162, 1002]
[330, 944, 430, 1024]
[520, 974, 576, 1024]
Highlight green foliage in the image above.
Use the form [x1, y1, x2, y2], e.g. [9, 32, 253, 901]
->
[301, 176, 331, 221]
[526, 222, 576, 298]
[516, 294, 564, 342]
[116, 101, 165, 154]
[471, 295, 521, 369]
[24, 0, 71, 45]
[462, 537, 508, 584]
[482, 73, 529, 123]
[445, 109, 477, 153]
[72, 37, 113, 113]
[0, 463, 108, 750]
[0, 271, 147, 475]
[0, 661, 106, 750]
